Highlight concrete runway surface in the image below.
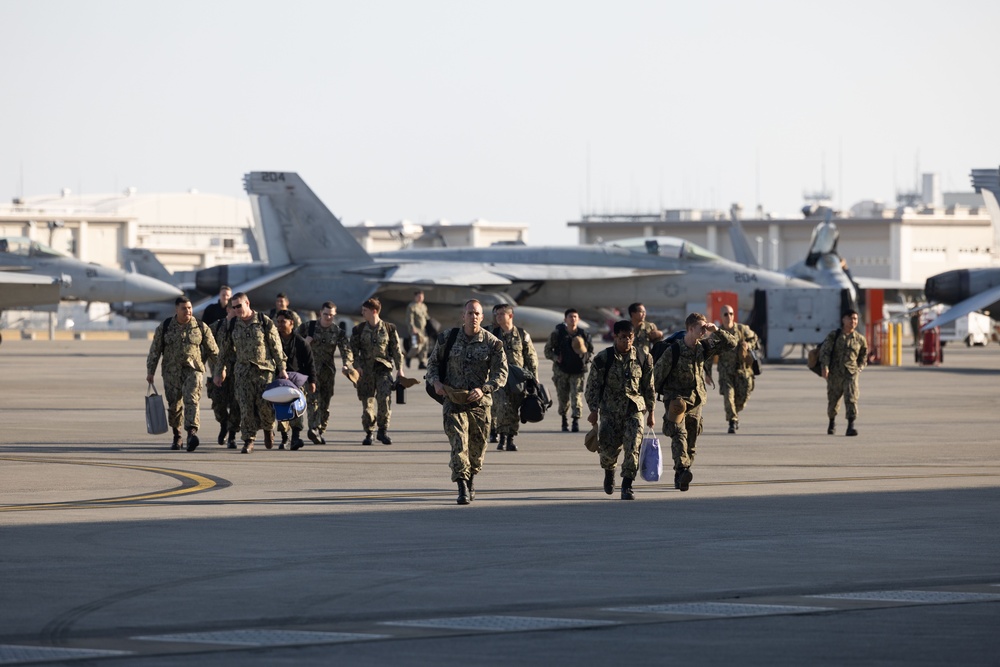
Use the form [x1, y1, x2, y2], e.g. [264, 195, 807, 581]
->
[0, 339, 998, 666]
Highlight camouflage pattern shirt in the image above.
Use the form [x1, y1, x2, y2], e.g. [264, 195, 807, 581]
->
[147, 317, 219, 376]
[706, 322, 758, 379]
[350, 320, 403, 372]
[654, 329, 737, 407]
[298, 320, 354, 371]
[218, 312, 286, 375]
[425, 327, 509, 409]
[406, 301, 429, 336]
[633, 320, 660, 358]
[491, 325, 539, 378]
[819, 329, 868, 376]
[585, 346, 654, 416]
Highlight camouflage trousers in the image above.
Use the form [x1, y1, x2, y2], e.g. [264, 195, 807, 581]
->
[163, 368, 203, 433]
[598, 409, 644, 479]
[826, 371, 861, 420]
[356, 366, 393, 432]
[494, 388, 522, 436]
[443, 403, 490, 482]
[663, 404, 703, 470]
[407, 335, 428, 367]
[208, 375, 240, 433]
[719, 370, 754, 422]
[276, 410, 305, 434]
[552, 367, 585, 419]
[307, 366, 337, 434]
[233, 363, 275, 442]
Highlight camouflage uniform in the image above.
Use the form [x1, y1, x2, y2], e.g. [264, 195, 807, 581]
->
[544, 324, 593, 421]
[706, 322, 758, 424]
[146, 316, 219, 434]
[217, 313, 286, 442]
[491, 325, 539, 439]
[633, 320, 660, 358]
[425, 327, 508, 482]
[350, 320, 403, 432]
[298, 320, 354, 438]
[406, 300, 430, 367]
[585, 346, 654, 480]
[819, 328, 868, 421]
[208, 318, 240, 437]
[654, 330, 736, 471]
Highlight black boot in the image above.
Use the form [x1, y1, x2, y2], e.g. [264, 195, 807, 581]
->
[377, 429, 392, 445]
[621, 476, 635, 500]
[496, 434, 505, 451]
[264, 430, 274, 449]
[490, 427, 498, 444]
[561, 416, 569, 432]
[227, 430, 237, 449]
[290, 428, 305, 450]
[457, 479, 471, 505]
[674, 468, 681, 490]
[363, 431, 374, 446]
[827, 418, 836, 435]
[217, 424, 227, 446]
[241, 439, 254, 454]
[603, 469, 615, 495]
[171, 428, 182, 450]
[186, 429, 200, 452]
[307, 428, 322, 445]
[846, 420, 858, 437]
[571, 418, 580, 433]
[505, 436, 517, 452]
[677, 467, 693, 492]
[281, 430, 289, 446]
[728, 419, 737, 434]
[468, 474, 476, 502]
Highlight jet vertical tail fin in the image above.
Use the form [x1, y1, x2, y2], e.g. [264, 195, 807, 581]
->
[242, 172, 373, 265]
[970, 167, 1000, 262]
[728, 204, 761, 269]
[123, 248, 175, 284]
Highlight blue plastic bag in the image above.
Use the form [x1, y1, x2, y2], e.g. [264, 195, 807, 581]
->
[639, 429, 662, 482]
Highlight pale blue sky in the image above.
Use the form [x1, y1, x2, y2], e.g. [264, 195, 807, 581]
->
[3, 0, 998, 244]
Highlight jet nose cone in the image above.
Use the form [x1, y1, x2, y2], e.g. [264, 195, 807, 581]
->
[123, 273, 184, 303]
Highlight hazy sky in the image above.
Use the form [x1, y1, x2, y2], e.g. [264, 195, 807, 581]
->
[3, 0, 999, 244]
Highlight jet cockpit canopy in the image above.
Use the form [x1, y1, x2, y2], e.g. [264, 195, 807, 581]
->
[608, 236, 724, 262]
[0, 236, 70, 259]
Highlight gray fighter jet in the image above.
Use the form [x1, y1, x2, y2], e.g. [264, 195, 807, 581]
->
[193, 172, 814, 329]
[0, 236, 183, 311]
[922, 167, 1000, 330]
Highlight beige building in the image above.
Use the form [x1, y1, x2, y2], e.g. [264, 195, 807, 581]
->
[349, 218, 529, 252]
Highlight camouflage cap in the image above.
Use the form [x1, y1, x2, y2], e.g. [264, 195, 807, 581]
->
[397, 376, 421, 389]
[667, 396, 687, 424]
[442, 385, 472, 404]
[571, 336, 587, 356]
[584, 423, 599, 452]
[342, 367, 360, 387]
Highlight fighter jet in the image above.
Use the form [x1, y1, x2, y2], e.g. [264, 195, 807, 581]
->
[0, 236, 183, 312]
[922, 167, 1000, 330]
[193, 172, 813, 332]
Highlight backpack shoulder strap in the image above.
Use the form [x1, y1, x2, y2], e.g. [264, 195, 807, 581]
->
[309, 320, 317, 337]
[159, 316, 173, 354]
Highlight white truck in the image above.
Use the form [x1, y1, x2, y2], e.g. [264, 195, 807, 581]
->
[938, 311, 994, 346]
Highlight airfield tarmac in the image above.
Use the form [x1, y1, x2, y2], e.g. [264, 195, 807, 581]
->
[0, 339, 998, 666]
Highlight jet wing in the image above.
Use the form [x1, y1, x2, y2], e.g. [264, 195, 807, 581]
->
[369, 261, 683, 289]
[853, 276, 924, 291]
[921, 283, 1000, 331]
[219, 264, 303, 297]
[0, 272, 62, 309]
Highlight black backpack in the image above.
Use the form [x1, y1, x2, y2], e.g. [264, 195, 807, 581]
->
[519, 378, 552, 423]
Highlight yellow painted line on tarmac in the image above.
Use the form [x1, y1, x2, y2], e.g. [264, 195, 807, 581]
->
[0, 456, 227, 512]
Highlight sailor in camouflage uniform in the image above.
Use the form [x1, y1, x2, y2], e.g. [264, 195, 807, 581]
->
[426, 299, 508, 505]
[543, 309, 593, 433]
[406, 290, 430, 369]
[819, 309, 868, 436]
[298, 301, 354, 445]
[585, 320, 655, 500]
[213, 292, 287, 453]
[349, 297, 405, 446]
[654, 312, 736, 492]
[146, 296, 219, 452]
[207, 302, 240, 448]
[628, 302, 663, 358]
[490, 304, 538, 452]
[705, 306, 759, 433]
